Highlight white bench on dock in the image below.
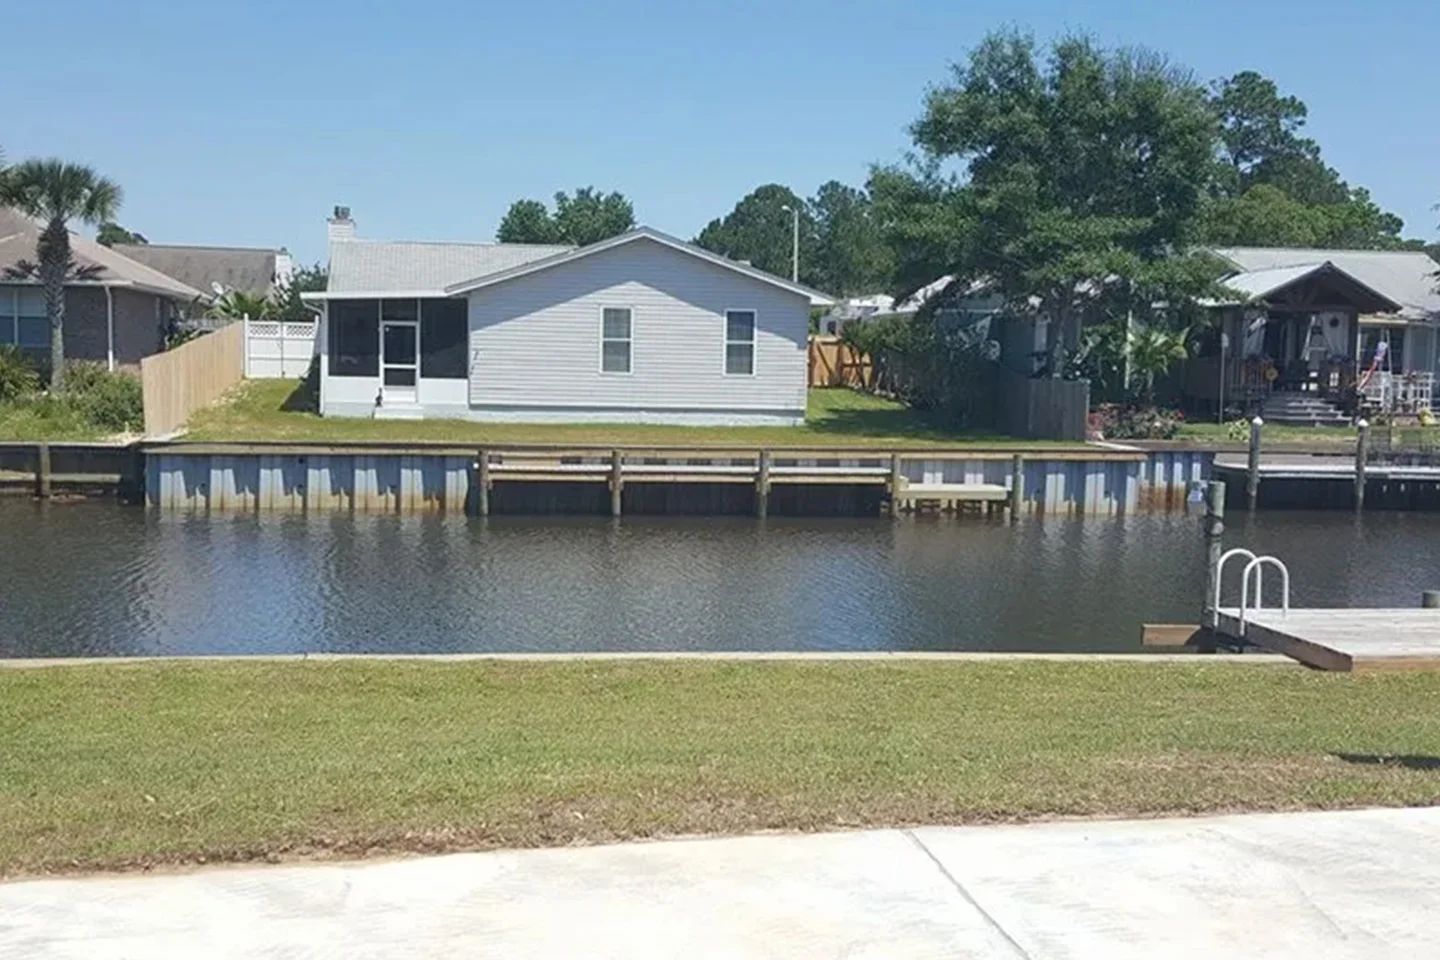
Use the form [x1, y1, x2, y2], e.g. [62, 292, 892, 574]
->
[892, 482, 1010, 503]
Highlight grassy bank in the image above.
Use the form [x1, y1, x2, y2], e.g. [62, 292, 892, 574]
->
[184, 380, 1038, 447]
[4, 659, 1440, 877]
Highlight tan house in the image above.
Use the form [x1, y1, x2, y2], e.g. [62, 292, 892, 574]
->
[0, 207, 201, 370]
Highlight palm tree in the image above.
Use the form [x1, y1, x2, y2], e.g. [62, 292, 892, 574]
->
[205, 290, 278, 322]
[1126, 325, 1191, 407]
[0, 160, 122, 391]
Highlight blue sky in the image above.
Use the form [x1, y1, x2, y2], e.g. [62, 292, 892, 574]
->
[6, 0, 1437, 264]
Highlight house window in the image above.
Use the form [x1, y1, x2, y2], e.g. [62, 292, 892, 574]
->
[601, 307, 632, 374]
[420, 298, 467, 379]
[0, 289, 49, 350]
[329, 300, 380, 377]
[725, 309, 756, 375]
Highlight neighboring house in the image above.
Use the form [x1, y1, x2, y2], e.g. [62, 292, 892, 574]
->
[0, 207, 202, 370]
[303, 210, 832, 424]
[1184, 247, 1440, 419]
[817, 276, 956, 335]
[113, 243, 294, 303]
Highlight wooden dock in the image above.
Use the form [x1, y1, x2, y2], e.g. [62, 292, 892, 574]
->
[1213, 607, 1440, 672]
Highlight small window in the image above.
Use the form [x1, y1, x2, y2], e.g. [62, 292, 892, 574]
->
[18, 316, 48, 348]
[329, 300, 380, 377]
[725, 309, 756, 376]
[601, 307, 632, 374]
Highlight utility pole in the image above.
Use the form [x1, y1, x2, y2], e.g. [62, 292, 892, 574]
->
[780, 204, 799, 282]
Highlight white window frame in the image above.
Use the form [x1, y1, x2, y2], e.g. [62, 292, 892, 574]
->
[723, 308, 757, 377]
[599, 305, 634, 375]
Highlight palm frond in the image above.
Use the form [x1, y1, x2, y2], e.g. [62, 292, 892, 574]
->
[3, 158, 123, 225]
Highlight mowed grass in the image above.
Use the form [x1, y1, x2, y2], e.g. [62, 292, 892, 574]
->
[0, 401, 106, 442]
[4, 659, 1440, 877]
[183, 379, 1037, 447]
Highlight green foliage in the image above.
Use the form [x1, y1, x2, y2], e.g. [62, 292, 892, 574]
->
[694, 184, 816, 284]
[207, 290, 278, 321]
[95, 222, 147, 246]
[275, 262, 328, 322]
[1089, 404, 1184, 440]
[1126, 324, 1191, 405]
[0, 346, 41, 402]
[896, 31, 1225, 376]
[63, 362, 143, 432]
[807, 180, 895, 296]
[496, 188, 635, 246]
[842, 313, 996, 423]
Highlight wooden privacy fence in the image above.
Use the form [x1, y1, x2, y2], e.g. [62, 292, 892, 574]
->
[808, 336, 871, 388]
[996, 368, 1090, 442]
[140, 322, 245, 437]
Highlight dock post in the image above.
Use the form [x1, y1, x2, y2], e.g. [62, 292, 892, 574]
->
[888, 453, 902, 518]
[755, 449, 771, 519]
[609, 449, 623, 517]
[1423, 591, 1440, 609]
[1246, 417, 1263, 511]
[1009, 454, 1024, 521]
[1354, 419, 1369, 511]
[476, 449, 490, 517]
[35, 443, 51, 499]
[1200, 480, 1226, 626]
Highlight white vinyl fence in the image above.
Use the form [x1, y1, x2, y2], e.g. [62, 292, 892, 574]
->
[244, 317, 318, 379]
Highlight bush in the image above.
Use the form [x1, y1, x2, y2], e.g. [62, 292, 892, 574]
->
[1089, 403, 1184, 440]
[65, 362, 144, 433]
[0, 346, 42, 402]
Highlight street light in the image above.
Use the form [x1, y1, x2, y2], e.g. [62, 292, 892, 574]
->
[779, 204, 799, 283]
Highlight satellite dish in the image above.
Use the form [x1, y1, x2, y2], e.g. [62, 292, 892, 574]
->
[211, 281, 227, 297]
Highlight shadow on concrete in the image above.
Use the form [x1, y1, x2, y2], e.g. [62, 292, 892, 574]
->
[1333, 753, 1440, 772]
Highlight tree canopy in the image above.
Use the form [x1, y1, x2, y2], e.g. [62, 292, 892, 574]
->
[694, 184, 816, 286]
[496, 188, 635, 246]
[96, 222, 147, 246]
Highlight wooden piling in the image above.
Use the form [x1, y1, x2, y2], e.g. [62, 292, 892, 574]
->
[1246, 417, 1263, 511]
[609, 449, 623, 517]
[1201, 480, 1226, 626]
[476, 449, 490, 517]
[755, 449, 771, 519]
[888, 454, 901, 518]
[35, 443, 51, 499]
[1009, 454, 1024, 520]
[1423, 591, 1440, 610]
[1354, 419, 1369, 511]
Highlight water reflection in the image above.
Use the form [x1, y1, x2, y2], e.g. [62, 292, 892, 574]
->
[2, 501, 1437, 658]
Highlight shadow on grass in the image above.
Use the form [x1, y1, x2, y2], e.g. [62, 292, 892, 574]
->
[808, 407, 982, 442]
[278, 360, 320, 414]
[1333, 753, 1440, 772]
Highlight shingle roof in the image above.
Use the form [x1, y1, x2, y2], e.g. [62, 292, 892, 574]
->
[1216, 262, 1401, 314]
[114, 244, 280, 297]
[1212, 247, 1440, 319]
[326, 238, 573, 295]
[0, 207, 201, 300]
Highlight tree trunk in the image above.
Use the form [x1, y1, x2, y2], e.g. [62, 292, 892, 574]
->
[37, 219, 69, 393]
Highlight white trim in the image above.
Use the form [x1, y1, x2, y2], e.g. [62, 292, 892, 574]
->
[599, 305, 634, 376]
[302, 289, 447, 301]
[380, 299, 420, 403]
[723, 308, 757, 377]
[104, 285, 115, 371]
[443, 227, 836, 304]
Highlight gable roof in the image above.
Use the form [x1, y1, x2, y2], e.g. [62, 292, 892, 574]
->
[1216, 261, 1402, 314]
[323, 238, 573, 297]
[1212, 247, 1440, 319]
[443, 227, 835, 305]
[0, 208, 202, 300]
[114, 243, 282, 297]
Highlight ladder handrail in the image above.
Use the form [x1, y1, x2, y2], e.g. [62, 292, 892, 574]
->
[1238, 556, 1290, 636]
[1212, 548, 1260, 628]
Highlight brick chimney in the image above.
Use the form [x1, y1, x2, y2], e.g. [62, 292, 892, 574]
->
[328, 205, 356, 241]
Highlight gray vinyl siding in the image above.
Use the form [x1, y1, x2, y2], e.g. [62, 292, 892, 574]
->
[466, 237, 807, 419]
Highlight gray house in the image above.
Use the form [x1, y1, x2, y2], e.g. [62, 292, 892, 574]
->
[0, 207, 201, 369]
[113, 243, 294, 302]
[304, 211, 831, 425]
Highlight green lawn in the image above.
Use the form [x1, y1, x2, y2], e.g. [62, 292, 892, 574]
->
[0, 400, 107, 442]
[4, 659, 1440, 876]
[183, 379, 1038, 447]
[1176, 421, 1360, 446]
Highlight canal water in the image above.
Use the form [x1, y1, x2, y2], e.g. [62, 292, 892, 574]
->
[2, 501, 1438, 658]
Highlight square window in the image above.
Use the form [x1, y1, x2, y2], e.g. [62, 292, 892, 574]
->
[725, 343, 754, 376]
[18, 316, 48, 348]
[601, 307, 632, 374]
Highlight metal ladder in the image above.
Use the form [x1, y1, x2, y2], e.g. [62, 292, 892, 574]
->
[1212, 548, 1291, 636]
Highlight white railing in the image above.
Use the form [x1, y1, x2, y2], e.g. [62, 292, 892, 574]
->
[1212, 548, 1291, 636]
[1359, 371, 1434, 414]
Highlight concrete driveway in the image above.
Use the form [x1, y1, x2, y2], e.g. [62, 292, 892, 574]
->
[5, 807, 1440, 958]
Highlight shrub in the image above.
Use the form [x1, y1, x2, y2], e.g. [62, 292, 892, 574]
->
[1090, 403, 1184, 440]
[65, 362, 144, 433]
[0, 346, 42, 402]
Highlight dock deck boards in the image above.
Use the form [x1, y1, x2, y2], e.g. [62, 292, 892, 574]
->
[1215, 607, 1440, 671]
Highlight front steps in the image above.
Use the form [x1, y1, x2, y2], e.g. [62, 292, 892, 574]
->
[1261, 392, 1351, 427]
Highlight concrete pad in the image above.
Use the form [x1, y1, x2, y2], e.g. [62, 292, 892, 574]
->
[3, 808, 1440, 958]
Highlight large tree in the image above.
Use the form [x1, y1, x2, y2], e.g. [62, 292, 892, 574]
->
[807, 181, 894, 296]
[496, 188, 634, 246]
[894, 31, 1223, 376]
[0, 159, 122, 391]
[95, 222, 147, 247]
[694, 183, 818, 286]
